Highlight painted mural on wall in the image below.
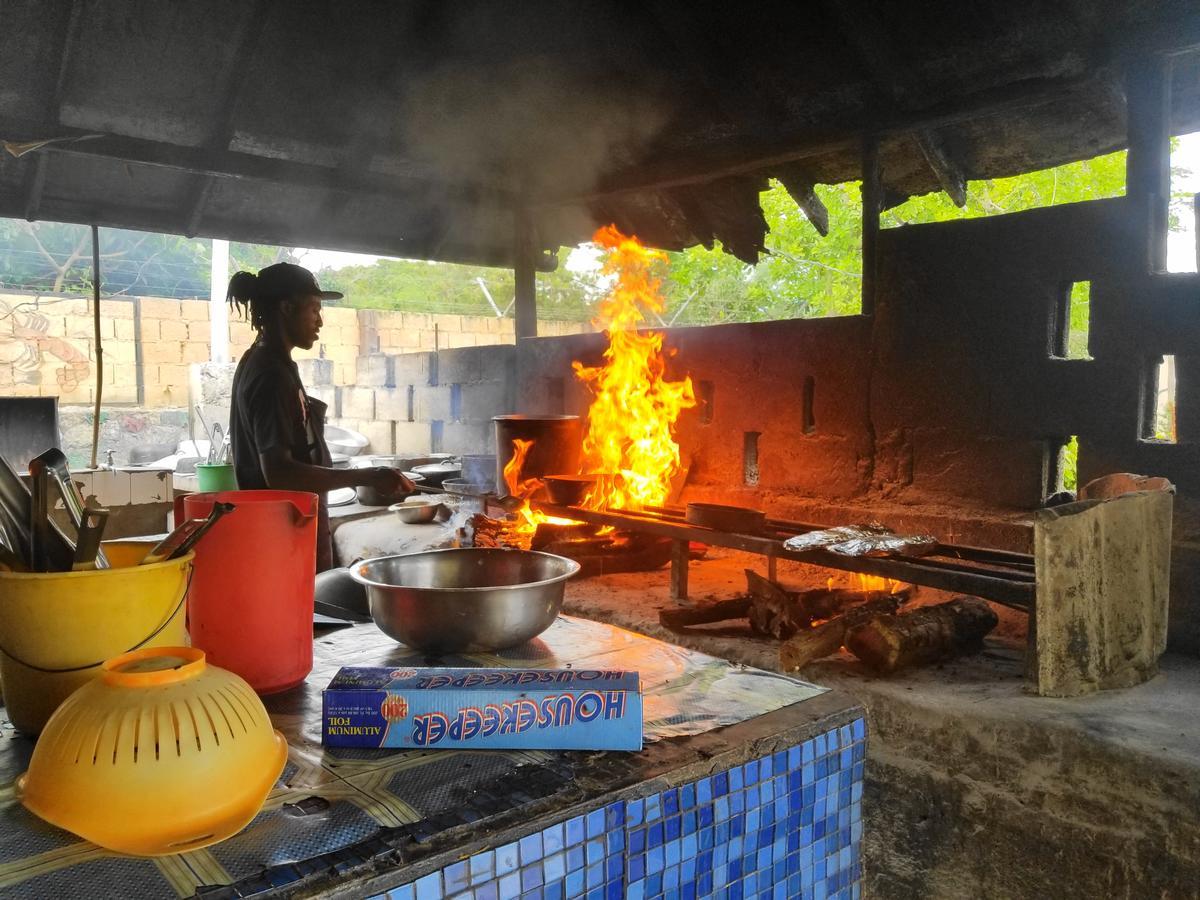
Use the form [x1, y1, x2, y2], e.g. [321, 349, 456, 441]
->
[0, 298, 90, 391]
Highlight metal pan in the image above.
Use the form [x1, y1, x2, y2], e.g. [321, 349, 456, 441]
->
[685, 502, 767, 535]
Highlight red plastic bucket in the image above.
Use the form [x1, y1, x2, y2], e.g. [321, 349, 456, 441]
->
[182, 490, 318, 694]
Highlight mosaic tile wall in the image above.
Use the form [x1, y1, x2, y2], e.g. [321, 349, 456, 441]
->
[370, 716, 865, 900]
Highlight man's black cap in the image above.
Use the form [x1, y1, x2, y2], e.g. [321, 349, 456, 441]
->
[256, 262, 344, 300]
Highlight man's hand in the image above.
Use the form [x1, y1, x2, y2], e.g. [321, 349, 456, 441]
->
[359, 467, 416, 497]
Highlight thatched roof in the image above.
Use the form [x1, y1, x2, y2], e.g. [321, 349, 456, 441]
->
[2, 0, 1198, 266]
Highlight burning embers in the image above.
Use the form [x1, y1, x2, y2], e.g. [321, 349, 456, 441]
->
[503, 226, 696, 534]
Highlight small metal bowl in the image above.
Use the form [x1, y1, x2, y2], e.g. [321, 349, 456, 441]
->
[350, 548, 581, 652]
[543, 474, 598, 506]
[388, 500, 441, 524]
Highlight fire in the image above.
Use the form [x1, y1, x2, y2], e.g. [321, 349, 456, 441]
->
[827, 574, 905, 594]
[573, 226, 696, 511]
[500, 226, 696, 536]
[854, 574, 906, 594]
[503, 439, 575, 532]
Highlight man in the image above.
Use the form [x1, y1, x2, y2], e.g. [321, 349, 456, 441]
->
[227, 262, 412, 571]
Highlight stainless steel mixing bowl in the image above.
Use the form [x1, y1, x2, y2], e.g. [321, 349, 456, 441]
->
[350, 548, 581, 652]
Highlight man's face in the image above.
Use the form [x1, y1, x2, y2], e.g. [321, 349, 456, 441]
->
[283, 295, 323, 350]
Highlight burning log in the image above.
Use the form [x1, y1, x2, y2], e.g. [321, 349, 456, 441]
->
[746, 569, 803, 638]
[530, 521, 600, 550]
[745, 569, 911, 639]
[464, 513, 532, 550]
[779, 597, 901, 671]
[844, 597, 998, 674]
[660, 597, 752, 631]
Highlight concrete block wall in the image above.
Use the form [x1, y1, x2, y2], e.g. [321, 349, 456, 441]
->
[1, 290, 581, 414]
[517, 195, 1200, 654]
[327, 345, 516, 456]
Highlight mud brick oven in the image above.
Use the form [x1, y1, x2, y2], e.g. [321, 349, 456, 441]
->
[2, 2, 1200, 897]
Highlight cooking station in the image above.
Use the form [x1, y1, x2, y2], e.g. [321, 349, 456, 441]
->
[2, 3, 1200, 899]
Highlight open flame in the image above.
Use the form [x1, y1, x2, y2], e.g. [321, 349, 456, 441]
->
[573, 226, 696, 511]
[503, 438, 575, 531]
[826, 574, 906, 594]
[502, 226, 696, 535]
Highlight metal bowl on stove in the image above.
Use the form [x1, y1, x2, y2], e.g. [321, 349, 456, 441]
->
[350, 548, 581, 653]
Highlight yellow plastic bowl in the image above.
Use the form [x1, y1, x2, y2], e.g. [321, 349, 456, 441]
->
[17, 646, 288, 856]
[0, 542, 191, 734]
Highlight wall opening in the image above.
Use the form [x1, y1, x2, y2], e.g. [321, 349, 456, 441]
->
[1057, 435, 1080, 493]
[1144, 355, 1178, 442]
[802, 376, 816, 434]
[1168, 131, 1200, 273]
[1051, 281, 1092, 360]
[698, 381, 715, 425]
[743, 432, 761, 486]
[406, 385, 415, 422]
[449, 384, 463, 422]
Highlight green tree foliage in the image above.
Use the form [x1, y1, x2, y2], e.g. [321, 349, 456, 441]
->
[316, 246, 599, 320]
[0, 220, 293, 298]
[657, 150, 1130, 325]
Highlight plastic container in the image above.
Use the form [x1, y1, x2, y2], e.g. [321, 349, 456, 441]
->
[195, 463, 237, 491]
[18, 645, 287, 856]
[0, 541, 192, 734]
[183, 490, 318, 694]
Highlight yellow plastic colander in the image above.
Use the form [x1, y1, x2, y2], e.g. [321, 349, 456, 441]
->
[17, 646, 288, 856]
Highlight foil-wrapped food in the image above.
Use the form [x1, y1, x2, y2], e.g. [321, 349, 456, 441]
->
[783, 522, 938, 557]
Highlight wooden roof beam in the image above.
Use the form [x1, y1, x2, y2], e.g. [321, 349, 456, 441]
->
[822, 0, 969, 208]
[773, 165, 830, 236]
[0, 118, 515, 208]
[22, 0, 83, 221]
[558, 68, 1103, 204]
[916, 130, 967, 207]
[183, 0, 273, 236]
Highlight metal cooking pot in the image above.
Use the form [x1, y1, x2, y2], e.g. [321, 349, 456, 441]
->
[355, 471, 424, 507]
[350, 548, 580, 652]
[410, 461, 462, 488]
[460, 455, 497, 490]
[493, 415, 582, 498]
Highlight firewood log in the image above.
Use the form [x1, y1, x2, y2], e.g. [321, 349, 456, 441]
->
[779, 597, 900, 671]
[746, 569, 806, 637]
[660, 597, 752, 631]
[844, 597, 998, 674]
[799, 586, 912, 620]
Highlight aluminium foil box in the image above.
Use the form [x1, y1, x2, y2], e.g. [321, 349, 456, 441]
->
[322, 667, 643, 751]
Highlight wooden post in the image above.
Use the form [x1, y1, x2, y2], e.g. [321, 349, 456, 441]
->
[1125, 55, 1173, 273]
[89, 224, 103, 470]
[513, 207, 538, 339]
[860, 135, 881, 316]
[670, 539, 690, 604]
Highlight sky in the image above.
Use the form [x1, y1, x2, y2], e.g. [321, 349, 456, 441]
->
[294, 132, 1200, 275]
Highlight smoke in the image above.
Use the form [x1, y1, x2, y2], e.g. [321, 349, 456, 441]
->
[399, 55, 668, 199]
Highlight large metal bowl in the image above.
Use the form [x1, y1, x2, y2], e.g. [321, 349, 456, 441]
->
[350, 548, 580, 653]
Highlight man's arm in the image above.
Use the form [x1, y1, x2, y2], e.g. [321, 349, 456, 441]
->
[259, 446, 413, 495]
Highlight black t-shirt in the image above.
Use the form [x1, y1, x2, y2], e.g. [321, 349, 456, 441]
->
[229, 342, 318, 489]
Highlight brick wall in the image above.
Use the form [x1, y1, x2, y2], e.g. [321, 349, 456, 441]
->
[0, 292, 585, 410]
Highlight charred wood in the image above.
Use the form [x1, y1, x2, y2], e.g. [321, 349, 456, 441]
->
[779, 597, 901, 671]
[660, 597, 752, 631]
[845, 597, 999, 674]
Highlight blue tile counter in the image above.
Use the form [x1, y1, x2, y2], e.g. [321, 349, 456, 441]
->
[0, 616, 863, 898]
[369, 717, 865, 900]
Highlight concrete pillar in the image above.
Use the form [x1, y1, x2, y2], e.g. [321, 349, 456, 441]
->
[1125, 55, 1173, 273]
[210, 238, 230, 362]
[513, 208, 538, 339]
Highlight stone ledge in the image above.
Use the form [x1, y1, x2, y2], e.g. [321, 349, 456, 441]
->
[560, 549, 1200, 899]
